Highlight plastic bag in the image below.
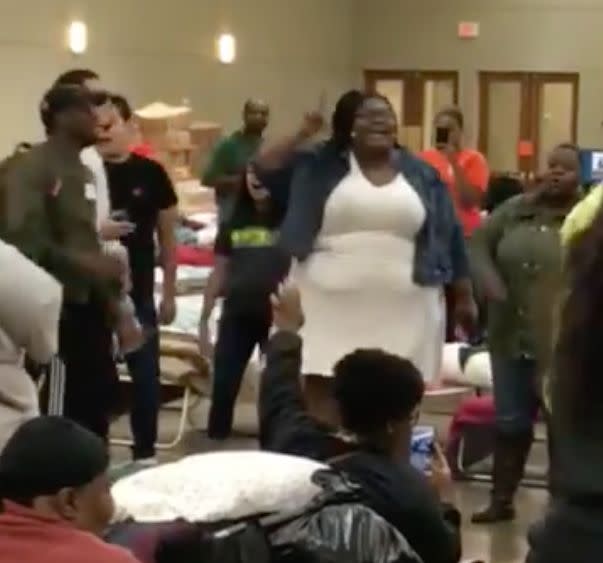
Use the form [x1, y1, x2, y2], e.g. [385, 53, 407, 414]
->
[154, 470, 422, 563]
[271, 503, 422, 563]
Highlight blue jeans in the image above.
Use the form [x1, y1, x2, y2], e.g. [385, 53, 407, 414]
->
[492, 354, 540, 434]
[208, 306, 271, 439]
[125, 300, 160, 459]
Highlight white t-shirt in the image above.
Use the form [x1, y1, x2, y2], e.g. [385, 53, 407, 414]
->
[80, 146, 110, 228]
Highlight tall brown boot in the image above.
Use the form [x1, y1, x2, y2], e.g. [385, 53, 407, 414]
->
[471, 431, 533, 524]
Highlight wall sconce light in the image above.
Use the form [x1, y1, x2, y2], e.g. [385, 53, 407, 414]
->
[216, 33, 236, 64]
[68, 21, 87, 55]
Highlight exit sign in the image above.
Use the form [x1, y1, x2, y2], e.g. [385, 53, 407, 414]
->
[458, 21, 479, 39]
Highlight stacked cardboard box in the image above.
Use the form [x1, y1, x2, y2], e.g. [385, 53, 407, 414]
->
[134, 102, 222, 183]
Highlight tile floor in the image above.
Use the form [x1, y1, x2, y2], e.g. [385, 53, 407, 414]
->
[110, 394, 547, 563]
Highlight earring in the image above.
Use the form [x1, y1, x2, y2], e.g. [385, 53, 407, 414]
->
[351, 131, 357, 138]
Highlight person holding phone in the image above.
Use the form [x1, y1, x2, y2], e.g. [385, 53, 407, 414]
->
[98, 95, 178, 463]
[420, 107, 490, 341]
[420, 107, 490, 238]
[260, 282, 461, 563]
[1, 86, 125, 440]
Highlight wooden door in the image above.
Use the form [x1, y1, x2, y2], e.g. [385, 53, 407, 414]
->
[478, 72, 578, 180]
[532, 73, 579, 172]
[364, 70, 459, 152]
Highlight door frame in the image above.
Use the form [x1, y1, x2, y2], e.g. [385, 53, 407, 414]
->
[478, 72, 532, 174]
[364, 70, 459, 126]
[478, 71, 579, 175]
[531, 72, 579, 163]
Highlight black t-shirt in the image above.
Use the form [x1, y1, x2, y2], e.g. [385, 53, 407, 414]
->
[215, 197, 289, 314]
[106, 154, 178, 302]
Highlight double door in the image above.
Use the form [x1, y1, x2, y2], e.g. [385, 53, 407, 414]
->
[364, 70, 458, 152]
[478, 72, 579, 179]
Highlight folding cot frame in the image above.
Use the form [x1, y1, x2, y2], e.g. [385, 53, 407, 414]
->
[41, 339, 207, 451]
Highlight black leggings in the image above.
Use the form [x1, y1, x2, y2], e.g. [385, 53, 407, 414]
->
[208, 307, 271, 439]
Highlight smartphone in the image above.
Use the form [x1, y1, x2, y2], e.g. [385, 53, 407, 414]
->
[435, 126, 450, 145]
[111, 209, 130, 223]
[410, 426, 436, 473]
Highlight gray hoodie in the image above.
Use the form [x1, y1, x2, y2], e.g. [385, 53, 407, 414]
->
[0, 240, 62, 450]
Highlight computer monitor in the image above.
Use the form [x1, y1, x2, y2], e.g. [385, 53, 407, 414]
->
[579, 148, 603, 185]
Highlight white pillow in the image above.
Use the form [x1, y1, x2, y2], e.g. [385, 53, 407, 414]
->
[464, 351, 493, 390]
[439, 343, 493, 390]
[112, 451, 327, 523]
[439, 343, 463, 383]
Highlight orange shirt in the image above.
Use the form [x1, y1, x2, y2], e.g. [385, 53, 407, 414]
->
[419, 148, 489, 237]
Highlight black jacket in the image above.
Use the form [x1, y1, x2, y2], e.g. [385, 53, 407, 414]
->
[259, 331, 462, 563]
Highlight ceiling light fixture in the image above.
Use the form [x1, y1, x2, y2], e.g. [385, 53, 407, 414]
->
[68, 21, 87, 55]
[217, 33, 236, 64]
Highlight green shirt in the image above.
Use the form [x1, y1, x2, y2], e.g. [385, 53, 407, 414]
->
[472, 194, 570, 360]
[1, 139, 105, 304]
[202, 130, 262, 222]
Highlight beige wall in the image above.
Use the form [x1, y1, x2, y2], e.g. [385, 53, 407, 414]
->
[4, 0, 603, 157]
[354, 0, 603, 149]
[0, 0, 356, 154]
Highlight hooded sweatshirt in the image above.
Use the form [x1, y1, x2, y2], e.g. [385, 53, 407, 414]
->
[0, 241, 62, 450]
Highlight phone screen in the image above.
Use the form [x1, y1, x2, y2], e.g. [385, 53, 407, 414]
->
[410, 426, 435, 473]
[435, 126, 450, 145]
[111, 209, 130, 223]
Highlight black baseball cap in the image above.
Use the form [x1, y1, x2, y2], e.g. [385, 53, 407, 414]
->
[0, 417, 109, 502]
[39, 85, 94, 131]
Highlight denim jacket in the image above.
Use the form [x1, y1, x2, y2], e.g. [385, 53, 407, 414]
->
[257, 141, 469, 287]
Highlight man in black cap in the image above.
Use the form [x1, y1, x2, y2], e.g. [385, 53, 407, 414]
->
[1, 85, 122, 440]
[0, 417, 138, 562]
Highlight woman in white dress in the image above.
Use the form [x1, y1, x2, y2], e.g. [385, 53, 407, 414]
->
[256, 92, 476, 381]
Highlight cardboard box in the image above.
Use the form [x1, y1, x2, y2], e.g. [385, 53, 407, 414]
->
[135, 102, 193, 135]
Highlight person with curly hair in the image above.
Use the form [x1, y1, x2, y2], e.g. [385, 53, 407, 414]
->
[259, 283, 461, 563]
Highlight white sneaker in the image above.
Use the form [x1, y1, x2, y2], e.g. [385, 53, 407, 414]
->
[135, 457, 159, 468]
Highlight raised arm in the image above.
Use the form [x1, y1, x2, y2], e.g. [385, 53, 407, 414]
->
[255, 111, 324, 171]
[259, 284, 331, 460]
[450, 150, 489, 210]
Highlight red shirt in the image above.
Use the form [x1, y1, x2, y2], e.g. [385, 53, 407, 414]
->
[0, 501, 139, 563]
[129, 142, 156, 159]
[419, 148, 489, 237]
